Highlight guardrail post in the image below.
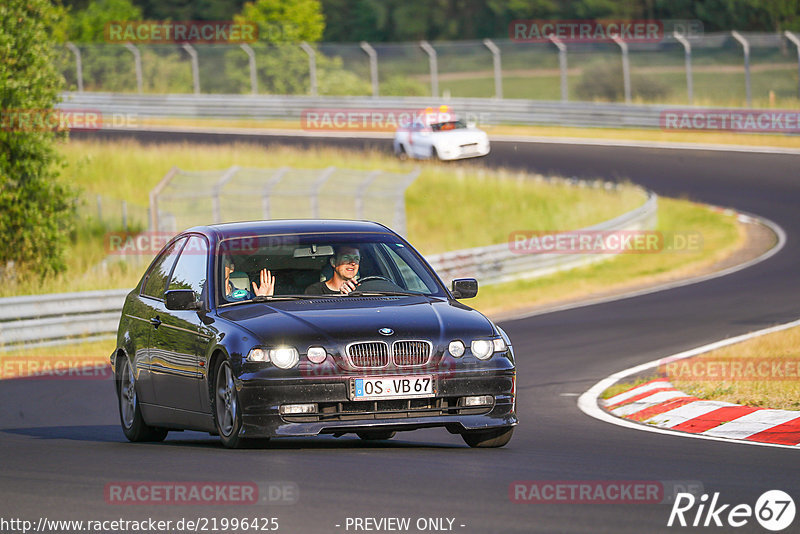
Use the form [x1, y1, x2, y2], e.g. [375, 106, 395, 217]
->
[612, 36, 631, 104]
[212, 166, 240, 223]
[549, 36, 568, 102]
[360, 41, 379, 97]
[785, 31, 800, 100]
[731, 31, 751, 107]
[300, 42, 318, 96]
[124, 43, 143, 94]
[181, 43, 201, 95]
[65, 42, 84, 92]
[482, 39, 503, 99]
[150, 166, 179, 231]
[311, 167, 336, 218]
[673, 31, 693, 105]
[240, 44, 258, 95]
[419, 41, 439, 98]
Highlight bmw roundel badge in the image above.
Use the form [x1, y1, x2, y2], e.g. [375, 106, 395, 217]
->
[378, 327, 394, 336]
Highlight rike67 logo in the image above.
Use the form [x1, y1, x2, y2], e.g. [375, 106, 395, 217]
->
[668, 490, 795, 531]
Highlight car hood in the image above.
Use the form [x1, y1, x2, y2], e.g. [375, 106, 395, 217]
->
[217, 296, 494, 347]
[430, 129, 487, 143]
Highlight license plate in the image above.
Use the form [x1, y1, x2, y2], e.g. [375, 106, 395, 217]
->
[352, 375, 434, 401]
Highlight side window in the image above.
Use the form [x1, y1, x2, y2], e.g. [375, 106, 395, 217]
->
[142, 238, 185, 299]
[168, 236, 208, 302]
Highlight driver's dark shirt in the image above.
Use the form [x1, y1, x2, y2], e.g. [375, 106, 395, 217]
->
[304, 281, 340, 295]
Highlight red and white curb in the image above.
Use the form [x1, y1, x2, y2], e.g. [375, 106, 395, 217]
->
[578, 317, 800, 450]
[603, 378, 800, 446]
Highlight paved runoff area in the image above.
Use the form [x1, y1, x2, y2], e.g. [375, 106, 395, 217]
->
[603, 379, 800, 446]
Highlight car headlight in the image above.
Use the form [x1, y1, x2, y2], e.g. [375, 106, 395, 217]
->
[448, 340, 465, 358]
[471, 339, 493, 360]
[247, 346, 299, 369]
[247, 348, 268, 362]
[269, 347, 299, 369]
[306, 346, 327, 364]
[493, 337, 507, 353]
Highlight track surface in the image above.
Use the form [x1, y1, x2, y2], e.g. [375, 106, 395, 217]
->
[3, 131, 800, 533]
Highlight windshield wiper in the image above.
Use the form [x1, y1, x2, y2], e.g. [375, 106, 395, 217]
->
[347, 290, 423, 297]
[251, 294, 338, 301]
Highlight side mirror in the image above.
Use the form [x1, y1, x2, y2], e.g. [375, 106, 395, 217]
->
[165, 289, 201, 311]
[451, 278, 478, 299]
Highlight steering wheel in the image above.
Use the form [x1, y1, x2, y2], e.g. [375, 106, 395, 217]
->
[356, 275, 393, 285]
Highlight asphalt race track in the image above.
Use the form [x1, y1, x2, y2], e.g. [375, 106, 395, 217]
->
[2, 130, 799, 533]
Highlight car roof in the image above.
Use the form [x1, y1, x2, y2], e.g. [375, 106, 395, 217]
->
[183, 219, 396, 240]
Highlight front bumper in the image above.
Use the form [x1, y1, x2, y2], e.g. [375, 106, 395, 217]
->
[237, 369, 516, 438]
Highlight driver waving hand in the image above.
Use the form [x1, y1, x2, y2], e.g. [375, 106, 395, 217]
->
[305, 246, 360, 295]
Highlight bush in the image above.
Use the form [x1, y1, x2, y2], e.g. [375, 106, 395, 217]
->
[575, 61, 671, 103]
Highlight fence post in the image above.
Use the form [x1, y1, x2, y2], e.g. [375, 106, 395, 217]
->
[482, 39, 503, 99]
[612, 36, 631, 104]
[549, 36, 568, 102]
[261, 167, 289, 219]
[419, 41, 439, 98]
[731, 31, 751, 107]
[300, 42, 318, 96]
[124, 43, 143, 94]
[355, 170, 381, 219]
[150, 167, 179, 231]
[65, 43, 84, 92]
[673, 31, 693, 105]
[311, 167, 336, 218]
[212, 166, 240, 223]
[785, 31, 800, 100]
[360, 41, 379, 97]
[240, 44, 258, 95]
[181, 43, 201, 94]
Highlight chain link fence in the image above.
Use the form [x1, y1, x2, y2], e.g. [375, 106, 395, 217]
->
[149, 166, 420, 235]
[58, 32, 800, 107]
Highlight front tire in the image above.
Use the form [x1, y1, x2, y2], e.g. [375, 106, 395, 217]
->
[213, 359, 246, 449]
[117, 357, 168, 442]
[461, 426, 514, 448]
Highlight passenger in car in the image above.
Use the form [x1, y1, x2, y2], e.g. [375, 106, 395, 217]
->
[305, 246, 360, 295]
[224, 256, 275, 299]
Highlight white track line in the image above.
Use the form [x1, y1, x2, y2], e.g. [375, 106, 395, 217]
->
[578, 317, 800, 450]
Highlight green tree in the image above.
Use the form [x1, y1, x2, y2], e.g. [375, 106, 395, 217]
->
[237, 0, 324, 43]
[0, 0, 77, 279]
[68, 0, 141, 43]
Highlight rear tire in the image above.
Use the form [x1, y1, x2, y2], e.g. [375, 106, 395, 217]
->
[117, 357, 168, 442]
[357, 430, 396, 441]
[396, 144, 409, 160]
[461, 426, 514, 448]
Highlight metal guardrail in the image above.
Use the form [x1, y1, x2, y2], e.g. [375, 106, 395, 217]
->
[61, 92, 678, 130]
[0, 188, 655, 348]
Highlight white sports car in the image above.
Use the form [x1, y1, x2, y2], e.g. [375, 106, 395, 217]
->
[393, 116, 490, 161]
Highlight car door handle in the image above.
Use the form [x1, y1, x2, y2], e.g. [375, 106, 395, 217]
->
[150, 316, 162, 328]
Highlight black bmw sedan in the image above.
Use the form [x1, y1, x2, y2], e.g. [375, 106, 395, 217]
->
[112, 220, 517, 448]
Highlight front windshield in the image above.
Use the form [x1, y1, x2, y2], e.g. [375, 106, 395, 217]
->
[431, 120, 466, 132]
[217, 232, 444, 304]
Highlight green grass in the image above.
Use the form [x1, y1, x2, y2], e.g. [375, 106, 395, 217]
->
[468, 196, 744, 315]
